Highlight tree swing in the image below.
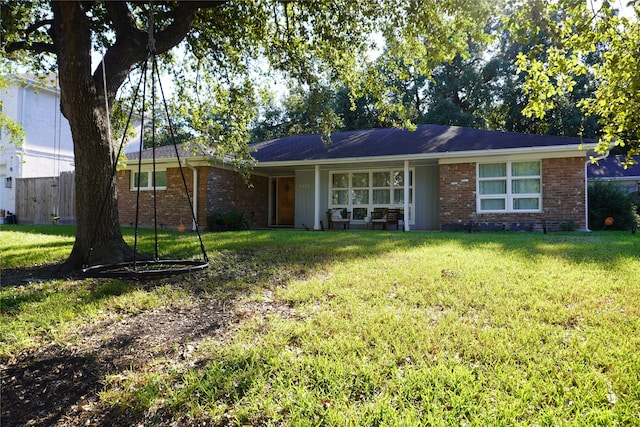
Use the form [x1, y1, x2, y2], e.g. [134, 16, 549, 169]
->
[83, 6, 209, 279]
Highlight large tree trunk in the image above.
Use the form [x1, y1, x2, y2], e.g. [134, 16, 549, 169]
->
[52, 3, 132, 271]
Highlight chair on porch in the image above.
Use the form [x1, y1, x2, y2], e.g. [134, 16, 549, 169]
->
[370, 208, 402, 230]
[326, 208, 351, 229]
[386, 208, 401, 230]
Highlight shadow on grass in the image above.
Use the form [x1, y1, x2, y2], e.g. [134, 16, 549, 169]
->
[426, 230, 640, 266]
[3, 227, 639, 286]
[1, 262, 75, 287]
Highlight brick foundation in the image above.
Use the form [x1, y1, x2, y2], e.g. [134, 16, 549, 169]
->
[439, 157, 586, 232]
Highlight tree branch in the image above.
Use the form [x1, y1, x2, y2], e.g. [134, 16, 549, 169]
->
[23, 18, 54, 37]
[153, 2, 228, 54]
[105, 2, 139, 38]
[96, 1, 228, 106]
[4, 18, 55, 54]
[5, 40, 55, 55]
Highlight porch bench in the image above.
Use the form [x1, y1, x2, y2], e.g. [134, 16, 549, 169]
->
[326, 208, 351, 229]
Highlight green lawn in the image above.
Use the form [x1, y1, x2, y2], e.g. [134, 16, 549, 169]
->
[1, 225, 639, 425]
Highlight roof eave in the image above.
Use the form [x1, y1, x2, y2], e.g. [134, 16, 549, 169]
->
[253, 144, 588, 168]
[122, 155, 210, 168]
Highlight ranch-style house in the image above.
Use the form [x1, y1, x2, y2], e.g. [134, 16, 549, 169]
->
[116, 124, 595, 232]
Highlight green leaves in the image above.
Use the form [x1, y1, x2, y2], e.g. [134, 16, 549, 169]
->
[515, 0, 640, 159]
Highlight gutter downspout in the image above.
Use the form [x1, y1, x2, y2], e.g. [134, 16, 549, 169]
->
[186, 161, 198, 231]
[585, 143, 614, 231]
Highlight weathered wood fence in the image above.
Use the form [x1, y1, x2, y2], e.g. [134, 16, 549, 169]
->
[15, 171, 75, 225]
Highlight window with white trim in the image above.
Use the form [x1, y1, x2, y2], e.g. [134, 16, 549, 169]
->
[131, 169, 167, 190]
[477, 161, 541, 212]
[330, 169, 414, 223]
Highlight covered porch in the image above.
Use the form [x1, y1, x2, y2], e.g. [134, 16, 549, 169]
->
[255, 158, 440, 231]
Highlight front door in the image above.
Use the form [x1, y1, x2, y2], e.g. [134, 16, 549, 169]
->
[277, 177, 295, 225]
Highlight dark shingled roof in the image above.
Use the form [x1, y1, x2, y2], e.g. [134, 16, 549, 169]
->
[587, 155, 640, 179]
[251, 124, 590, 163]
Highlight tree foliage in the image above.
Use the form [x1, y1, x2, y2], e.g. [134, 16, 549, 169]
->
[513, 0, 640, 164]
[250, 2, 604, 142]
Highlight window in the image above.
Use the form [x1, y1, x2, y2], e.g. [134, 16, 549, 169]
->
[4, 177, 12, 189]
[329, 169, 414, 223]
[477, 161, 541, 212]
[132, 170, 167, 190]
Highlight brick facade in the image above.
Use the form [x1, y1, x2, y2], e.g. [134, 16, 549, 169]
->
[206, 168, 269, 229]
[439, 157, 586, 231]
[117, 166, 269, 230]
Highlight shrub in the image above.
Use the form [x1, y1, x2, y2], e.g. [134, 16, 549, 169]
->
[588, 180, 640, 230]
[559, 220, 577, 232]
[207, 207, 249, 231]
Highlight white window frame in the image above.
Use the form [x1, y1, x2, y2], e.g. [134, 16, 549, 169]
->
[329, 168, 414, 224]
[131, 168, 167, 191]
[476, 161, 542, 213]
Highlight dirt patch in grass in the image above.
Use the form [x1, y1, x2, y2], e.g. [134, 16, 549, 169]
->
[1, 266, 289, 426]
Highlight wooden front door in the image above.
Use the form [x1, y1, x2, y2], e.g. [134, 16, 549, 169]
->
[277, 177, 295, 225]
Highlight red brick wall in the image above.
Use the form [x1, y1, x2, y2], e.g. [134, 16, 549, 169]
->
[439, 162, 476, 226]
[117, 166, 269, 230]
[439, 157, 586, 231]
[206, 168, 269, 229]
[117, 167, 207, 230]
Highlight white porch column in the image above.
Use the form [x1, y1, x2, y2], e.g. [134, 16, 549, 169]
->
[314, 164, 321, 230]
[190, 165, 198, 231]
[404, 160, 410, 231]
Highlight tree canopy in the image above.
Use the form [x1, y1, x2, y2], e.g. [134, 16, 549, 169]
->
[513, 0, 640, 164]
[249, 2, 605, 142]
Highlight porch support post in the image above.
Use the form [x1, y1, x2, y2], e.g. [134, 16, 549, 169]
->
[184, 162, 199, 231]
[314, 164, 321, 230]
[191, 165, 198, 231]
[404, 160, 410, 231]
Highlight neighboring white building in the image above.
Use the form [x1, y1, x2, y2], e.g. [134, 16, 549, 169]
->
[0, 74, 75, 219]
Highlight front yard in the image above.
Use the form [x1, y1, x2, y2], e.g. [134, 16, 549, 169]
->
[1, 226, 639, 426]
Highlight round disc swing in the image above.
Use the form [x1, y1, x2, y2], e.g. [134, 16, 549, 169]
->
[83, 6, 209, 279]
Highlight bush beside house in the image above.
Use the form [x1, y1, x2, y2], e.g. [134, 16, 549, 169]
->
[588, 180, 640, 230]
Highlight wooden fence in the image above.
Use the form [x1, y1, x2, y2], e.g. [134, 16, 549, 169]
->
[15, 171, 75, 225]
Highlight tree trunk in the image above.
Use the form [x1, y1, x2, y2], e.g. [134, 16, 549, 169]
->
[52, 3, 133, 271]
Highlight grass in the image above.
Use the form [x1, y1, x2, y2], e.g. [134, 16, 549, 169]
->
[1, 224, 639, 425]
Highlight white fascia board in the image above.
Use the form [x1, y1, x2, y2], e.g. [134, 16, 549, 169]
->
[253, 144, 587, 169]
[123, 155, 210, 169]
[22, 146, 74, 159]
[590, 175, 640, 181]
[438, 145, 587, 164]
